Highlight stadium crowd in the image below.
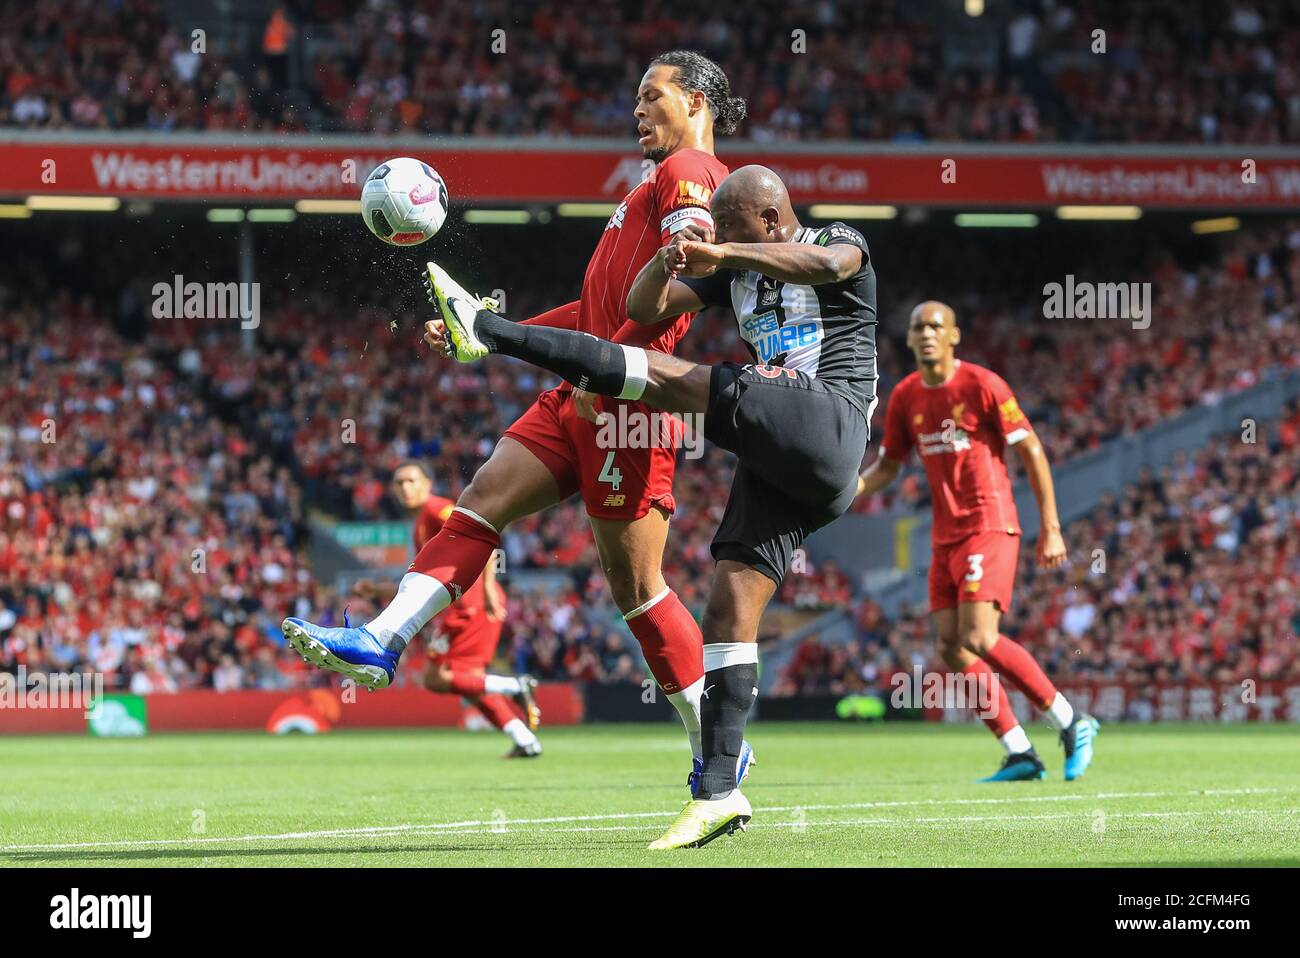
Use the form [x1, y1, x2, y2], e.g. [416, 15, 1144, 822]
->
[3, 0, 1300, 143]
[1, 217, 1298, 692]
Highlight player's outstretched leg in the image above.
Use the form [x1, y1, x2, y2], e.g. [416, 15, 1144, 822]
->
[282, 510, 498, 691]
[285, 438, 561, 689]
[423, 262, 709, 415]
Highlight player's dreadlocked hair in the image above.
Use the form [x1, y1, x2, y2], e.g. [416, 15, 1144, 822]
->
[650, 50, 748, 135]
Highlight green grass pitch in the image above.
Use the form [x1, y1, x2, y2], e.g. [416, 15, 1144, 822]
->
[2, 723, 1297, 867]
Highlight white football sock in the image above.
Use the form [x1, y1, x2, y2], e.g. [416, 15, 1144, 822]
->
[484, 674, 522, 695]
[667, 676, 705, 761]
[1044, 693, 1074, 732]
[703, 642, 759, 669]
[364, 571, 451, 650]
[616, 345, 648, 400]
[999, 725, 1033, 755]
[503, 718, 537, 748]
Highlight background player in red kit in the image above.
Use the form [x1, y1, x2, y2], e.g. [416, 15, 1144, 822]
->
[285, 51, 755, 790]
[857, 301, 1099, 781]
[383, 461, 541, 758]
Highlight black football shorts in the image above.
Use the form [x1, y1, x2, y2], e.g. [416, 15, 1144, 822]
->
[703, 363, 871, 585]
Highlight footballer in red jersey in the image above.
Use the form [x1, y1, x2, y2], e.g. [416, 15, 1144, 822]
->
[858, 301, 1099, 781]
[384, 462, 541, 757]
[501, 139, 728, 524]
[284, 51, 754, 793]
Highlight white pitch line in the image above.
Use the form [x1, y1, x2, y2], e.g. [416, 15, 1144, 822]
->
[379, 806, 1296, 838]
[0, 787, 1286, 853]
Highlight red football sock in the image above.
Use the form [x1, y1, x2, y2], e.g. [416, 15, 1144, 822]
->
[624, 589, 704, 695]
[445, 670, 487, 697]
[409, 508, 499, 597]
[474, 694, 517, 730]
[983, 634, 1058, 712]
[961, 658, 1018, 737]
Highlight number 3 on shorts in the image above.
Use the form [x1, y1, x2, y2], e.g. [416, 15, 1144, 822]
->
[964, 553, 984, 582]
[598, 451, 623, 492]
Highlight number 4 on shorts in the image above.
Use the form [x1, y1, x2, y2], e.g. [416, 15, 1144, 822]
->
[599, 451, 623, 491]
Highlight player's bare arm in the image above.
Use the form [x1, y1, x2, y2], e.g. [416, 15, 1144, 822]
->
[681, 238, 861, 286]
[856, 453, 902, 499]
[1014, 432, 1066, 568]
[625, 229, 713, 323]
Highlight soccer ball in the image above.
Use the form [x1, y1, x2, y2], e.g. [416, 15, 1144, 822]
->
[360, 157, 449, 246]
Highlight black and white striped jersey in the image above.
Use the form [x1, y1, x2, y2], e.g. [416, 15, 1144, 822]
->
[683, 222, 878, 420]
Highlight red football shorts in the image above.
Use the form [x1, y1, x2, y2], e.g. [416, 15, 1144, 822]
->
[929, 529, 1020, 613]
[503, 387, 678, 520]
[425, 613, 504, 670]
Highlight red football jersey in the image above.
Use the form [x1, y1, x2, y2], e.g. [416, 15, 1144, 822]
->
[577, 148, 728, 352]
[880, 360, 1032, 544]
[413, 494, 494, 630]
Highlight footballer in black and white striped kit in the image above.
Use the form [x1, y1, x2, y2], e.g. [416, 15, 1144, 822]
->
[414, 164, 878, 848]
[682, 219, 878, 432]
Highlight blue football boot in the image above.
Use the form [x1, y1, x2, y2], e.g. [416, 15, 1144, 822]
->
[1061, 713, 1100, 781]
[282, 615, 399, 690]
[978, 748, 1047, 782]
[688, 739, 755, 797]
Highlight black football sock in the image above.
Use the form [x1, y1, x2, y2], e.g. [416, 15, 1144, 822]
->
[697, 658, 759, 800]
[474, 313, 647, 399]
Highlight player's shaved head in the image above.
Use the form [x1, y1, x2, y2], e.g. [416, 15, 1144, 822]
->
[712, 164, 789, 215]
[710, 165, 799, 243]
[910, 300, 956, 330]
